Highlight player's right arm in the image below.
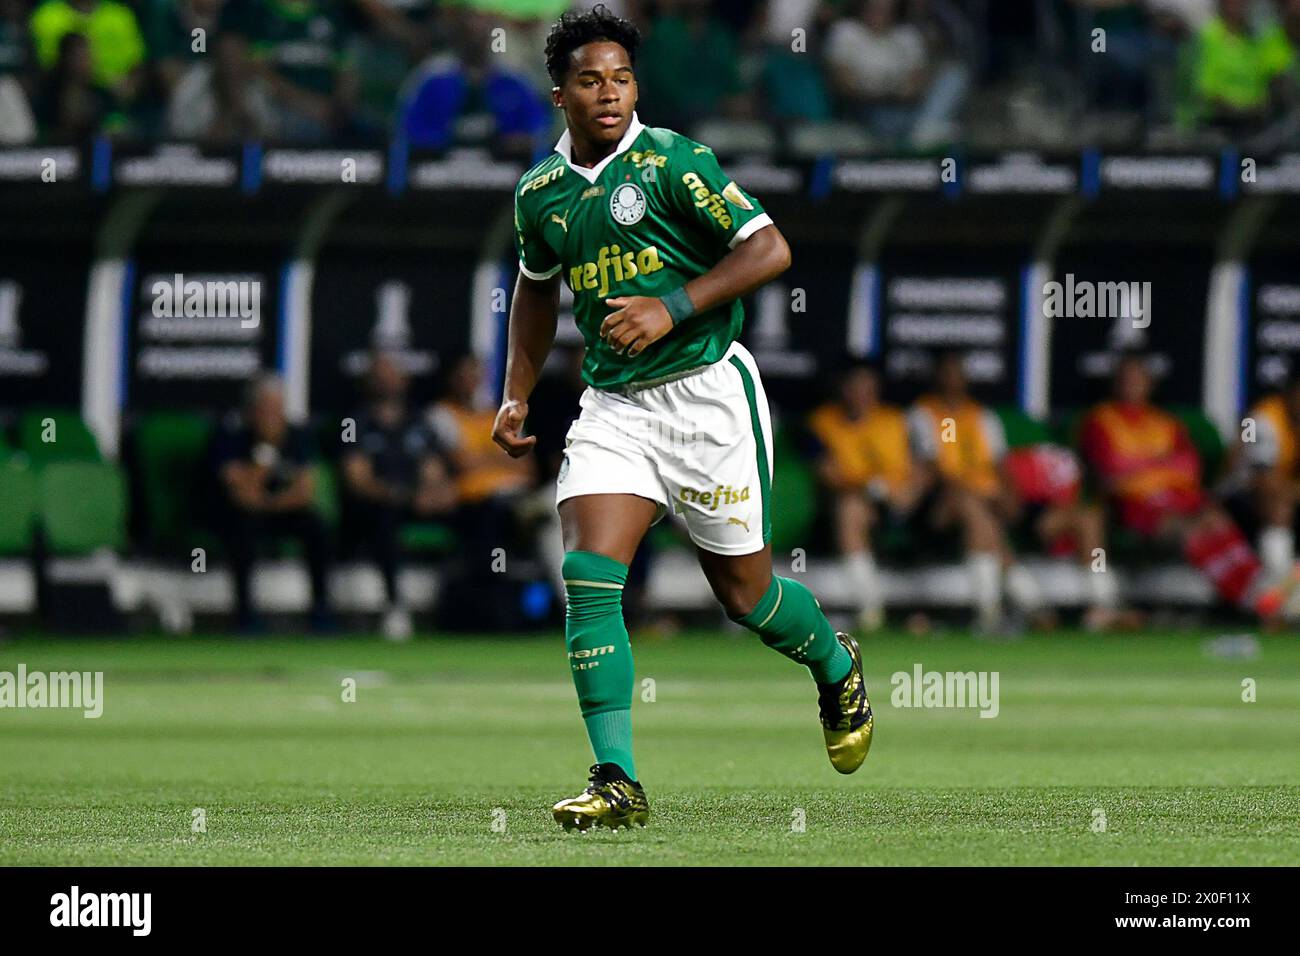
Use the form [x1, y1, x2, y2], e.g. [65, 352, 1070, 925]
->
[493, 271, 560, 458]
[493, 183, 564, 458]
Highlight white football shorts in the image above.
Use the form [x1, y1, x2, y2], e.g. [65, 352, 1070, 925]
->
[555, 341, 774, 556]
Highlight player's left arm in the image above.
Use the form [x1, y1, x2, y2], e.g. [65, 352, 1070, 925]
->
[601, 224, 790, 357]
[601, 145, 790, 357]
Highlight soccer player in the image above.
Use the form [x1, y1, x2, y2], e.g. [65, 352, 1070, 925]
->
[492, 5, 873, 832]
[808, 362, 921, 631]
[1081, 354, 1299, 621]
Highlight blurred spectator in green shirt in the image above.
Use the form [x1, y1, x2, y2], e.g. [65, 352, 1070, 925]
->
[223, 0, 359, 143]
[755, 0, 835, 121]
[347, 0, 438, 134]
[1273, 0, 1300, 98]
[637, 0, 749, 130]
[29, 0, 145, 105]
[1189, 0, 1291, 133]
[146, 0, 228, 98]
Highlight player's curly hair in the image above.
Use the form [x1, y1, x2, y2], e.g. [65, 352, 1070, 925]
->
[544, 3, 641, 87]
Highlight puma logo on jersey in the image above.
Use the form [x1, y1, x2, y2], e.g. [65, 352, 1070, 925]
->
[727, 516, 750, 532]
[551, 211, 570, 233]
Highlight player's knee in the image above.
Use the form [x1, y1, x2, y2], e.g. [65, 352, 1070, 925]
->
[561, 550, 628, 621]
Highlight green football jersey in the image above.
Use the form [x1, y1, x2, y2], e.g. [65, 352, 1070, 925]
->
[513, 114, 772, 391]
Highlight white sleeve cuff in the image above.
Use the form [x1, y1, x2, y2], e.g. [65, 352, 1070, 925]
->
[728, 213, 774, 249]
[519, 260, 561, 281]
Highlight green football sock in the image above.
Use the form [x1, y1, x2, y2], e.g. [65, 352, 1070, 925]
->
[563, 550, 636, 781]
[732, 576, 852, 685]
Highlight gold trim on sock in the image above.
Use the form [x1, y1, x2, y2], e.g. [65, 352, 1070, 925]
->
[757, 579, 784, 629]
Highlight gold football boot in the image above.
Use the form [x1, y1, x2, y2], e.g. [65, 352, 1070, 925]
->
[818, 632, 874, 774]
[552, 764, 650, 832]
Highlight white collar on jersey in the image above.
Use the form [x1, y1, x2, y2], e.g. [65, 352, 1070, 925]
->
[553, 112, 646, 184]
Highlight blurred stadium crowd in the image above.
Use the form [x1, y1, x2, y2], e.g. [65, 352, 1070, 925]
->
[5, 0, 1300, 639]
[16, 344, 1297, 638]
[1, 0, 1300, 151]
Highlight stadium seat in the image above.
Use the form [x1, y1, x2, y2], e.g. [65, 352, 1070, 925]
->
[0, 459, 38, 555]
[38, 461, 127, 555]
[399, 522, 459, 555]
[18, 409, 101, 466]
[995, 405, 1053, 448]
[131, 412, 214, 552]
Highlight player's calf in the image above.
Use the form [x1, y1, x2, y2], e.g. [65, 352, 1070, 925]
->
[562, 550, 637, 781]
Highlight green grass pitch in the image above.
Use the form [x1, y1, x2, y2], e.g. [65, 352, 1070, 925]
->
[1, 630, 1297, 866]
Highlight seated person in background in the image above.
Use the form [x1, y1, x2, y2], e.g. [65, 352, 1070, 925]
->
[429, 354, 535, 612]
[341, 352, 456, 641]
[808, 362, 922, 631]
[213, 373, 333, 632]
[908, 352, 1111, 631]
[1082, 354, 1298, 623]
[1221, 373, 1300, 589]
[1001, 440, 1129, 631]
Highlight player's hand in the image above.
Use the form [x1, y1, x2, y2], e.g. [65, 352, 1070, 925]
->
[491, 399, 536, 458]
[600, 296, 673, 357]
